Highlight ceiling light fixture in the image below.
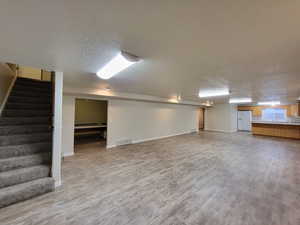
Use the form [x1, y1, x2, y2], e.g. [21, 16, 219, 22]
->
[229, 98, 252, 104]
[257, 101, 280, 106]
[202, 100, 213, 107]
[198, 89, 229, 98]
[96, 51, 141, 80]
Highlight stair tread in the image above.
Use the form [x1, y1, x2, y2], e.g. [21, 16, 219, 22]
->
[0, 152, 50, 162]
[0, 132, 51, 138]
[15, 79, 51, 86]
[0, 177, 54, 208]
[0, 165, 50, 188]
[3, 109, 51, 113]
[0, 124, 50, 129]
[4, 109, 51, 112]
[9, 91, 51, 98]
[7, 98, 51, 105]
[0, 142, 52, 159]
[10, 93, 51, 98]
[0, 132, 52, 147]
[0, 117, 50, 126]
[0, 124, 50, 136]
[0, 177, 54, 193]
[16, 77, 51, 83]
[9, 96, 51, 101]
[0, 165, 49, 176]
[2, 109, 51, 118]
[5, 103, 51, 109]
[13, 85, 52, 92]
[15, 79, 51, 83]
[0, 142, 52, 151]
[0, 153, 51, 172]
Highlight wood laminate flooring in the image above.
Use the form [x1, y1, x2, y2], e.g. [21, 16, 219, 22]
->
[0, 131, 300, 225]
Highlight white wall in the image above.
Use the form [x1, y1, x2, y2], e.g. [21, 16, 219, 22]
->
[61, 96, 199, 153]
[204, 104, 237, 133]
[107, 99, 199, 148]
[62, 96, 75, 156]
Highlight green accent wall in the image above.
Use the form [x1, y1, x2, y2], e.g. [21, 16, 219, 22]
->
[75, 99, 107, 125]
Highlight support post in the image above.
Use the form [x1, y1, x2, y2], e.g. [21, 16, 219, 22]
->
[52, 71, 63, 187]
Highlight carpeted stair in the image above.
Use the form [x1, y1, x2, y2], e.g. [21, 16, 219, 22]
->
[0, 77, 54, 208]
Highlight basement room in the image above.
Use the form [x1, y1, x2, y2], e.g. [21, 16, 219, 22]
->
[0, 1, 299, 225]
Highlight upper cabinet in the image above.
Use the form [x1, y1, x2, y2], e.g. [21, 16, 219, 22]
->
[238, 104, 300, 117]
[290, 103, 300, 117]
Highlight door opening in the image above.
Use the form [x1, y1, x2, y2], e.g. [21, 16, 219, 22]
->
[74, 99, 108, 153]
[199, 108, 205, 130]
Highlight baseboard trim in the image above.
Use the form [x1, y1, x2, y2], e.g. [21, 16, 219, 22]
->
[54, 179, 62, 188]
[132, 131, 192, 144]
[107, 144, 116, 149]
[63, 152, 74, 157]
[204, 129, 237, 133]
[107, 130, 197, 149]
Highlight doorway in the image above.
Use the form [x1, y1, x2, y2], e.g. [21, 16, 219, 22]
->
[74, 99, 108, 153]
[199, 108, 205, 130]
[238, 111, 252, 131]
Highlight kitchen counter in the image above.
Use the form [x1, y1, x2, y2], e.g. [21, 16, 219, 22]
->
[252, 121, 300, 126]
[251, 121, 300, 139]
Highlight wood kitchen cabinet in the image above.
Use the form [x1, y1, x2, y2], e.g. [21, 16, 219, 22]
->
[290, 103, 300, 117]
[252, 123, 300, 139]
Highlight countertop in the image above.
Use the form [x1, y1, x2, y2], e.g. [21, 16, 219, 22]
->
[251, 121, 300, 126]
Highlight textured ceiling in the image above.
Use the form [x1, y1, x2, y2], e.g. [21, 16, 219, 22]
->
[0, 0, 299, 104]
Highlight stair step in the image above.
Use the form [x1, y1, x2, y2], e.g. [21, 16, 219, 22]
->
[0, 117, 50, 126]
[16, 78, 51, 86]
[0, 177, 54, 208]
[10, 90, 51, 98]
[0, 125, 50, 136]
[0, 153, 51, 172]
[0, 165, 50, 189]
[7, 96, 51, 104]
[2, 109, 51, 117]
[16, 76, 51, 83]
[0, 133, 51, 146]
[5, 102, 51, 110]
[12, 84, 52, 94]
[0, 142, 52, 159]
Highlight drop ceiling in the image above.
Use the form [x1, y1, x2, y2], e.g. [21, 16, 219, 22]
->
[0, 0, 299, 104]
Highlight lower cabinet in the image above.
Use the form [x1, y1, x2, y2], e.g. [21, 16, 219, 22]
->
[252, 123, 300, 139]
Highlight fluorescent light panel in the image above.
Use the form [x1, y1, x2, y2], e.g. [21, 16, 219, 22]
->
[198, 89, 229, 98]
[97, 52, 139, 80]
[257, 101, 280, 106]
[229, 98, 252, 104]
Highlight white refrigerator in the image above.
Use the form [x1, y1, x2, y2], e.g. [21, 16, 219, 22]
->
[238, 111, 252, 131]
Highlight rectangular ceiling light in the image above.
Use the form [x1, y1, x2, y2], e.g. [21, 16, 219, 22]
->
[97, 51, 140, 80]
[257, 101, 280, 106]
[198, 89, 229, 98]
[229, 98, 252, 104]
